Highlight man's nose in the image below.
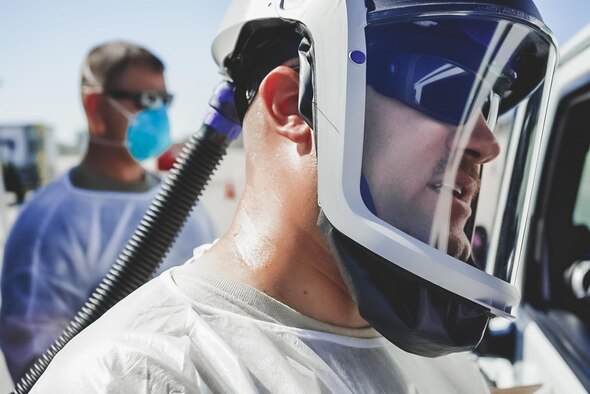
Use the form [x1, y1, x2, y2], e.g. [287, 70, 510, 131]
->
[451, 113, 500, 164]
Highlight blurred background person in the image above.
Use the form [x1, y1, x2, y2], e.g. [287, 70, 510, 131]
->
[0, 40, 216, 382]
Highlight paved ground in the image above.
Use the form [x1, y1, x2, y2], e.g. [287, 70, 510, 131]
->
[0, 147, 245, 391]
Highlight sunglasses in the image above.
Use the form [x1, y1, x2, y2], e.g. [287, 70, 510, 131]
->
[104, 90, 174, 110]
[369, 53, 511, 127]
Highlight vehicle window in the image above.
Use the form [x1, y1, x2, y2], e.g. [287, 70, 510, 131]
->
[573, 148, 590, 227]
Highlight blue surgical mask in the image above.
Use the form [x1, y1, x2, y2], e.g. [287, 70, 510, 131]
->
[107, 97, 172, 161]
[126, 106, 172, 161]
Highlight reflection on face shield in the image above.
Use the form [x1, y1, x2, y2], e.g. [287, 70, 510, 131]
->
[368, 53, 511, 128]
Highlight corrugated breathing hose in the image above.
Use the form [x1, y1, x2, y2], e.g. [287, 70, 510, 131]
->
[12, 81, 241, 393]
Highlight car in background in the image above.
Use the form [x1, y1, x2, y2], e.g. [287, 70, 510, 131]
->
[477, 23, 590, 394]
[0, 124, 56, 204]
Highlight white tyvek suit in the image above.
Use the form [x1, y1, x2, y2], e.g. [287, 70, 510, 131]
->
[31, 256, 490, 393]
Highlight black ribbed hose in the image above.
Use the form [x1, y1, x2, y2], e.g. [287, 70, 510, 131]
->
[12, 81, 241, 393]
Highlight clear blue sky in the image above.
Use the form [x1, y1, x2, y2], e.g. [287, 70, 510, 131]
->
[0, 0, 231, 144]
[0, 0, 589, 145]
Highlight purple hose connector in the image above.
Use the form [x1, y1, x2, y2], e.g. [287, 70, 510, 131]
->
[203, 81, 242, 141]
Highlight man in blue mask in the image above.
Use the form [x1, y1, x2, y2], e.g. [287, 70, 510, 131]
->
[0, 40, 217, 382]
[79, 41, 174, 179]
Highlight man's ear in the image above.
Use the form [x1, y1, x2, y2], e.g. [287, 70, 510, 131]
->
[82, 92, 106, 135]
[258, 66, 311, 146]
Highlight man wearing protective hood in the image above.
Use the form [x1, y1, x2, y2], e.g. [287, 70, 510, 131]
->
[30, 1, 557, 392]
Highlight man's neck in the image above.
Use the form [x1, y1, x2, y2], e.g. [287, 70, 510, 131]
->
[190, 195, 369, 329]
[82, 142, 145, 183]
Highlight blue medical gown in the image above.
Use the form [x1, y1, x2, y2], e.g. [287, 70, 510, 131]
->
[0, 172, 217, 380]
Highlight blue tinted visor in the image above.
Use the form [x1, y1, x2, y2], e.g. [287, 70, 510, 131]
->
[369, 53, 505, 126]
[366, 17, 549, 126]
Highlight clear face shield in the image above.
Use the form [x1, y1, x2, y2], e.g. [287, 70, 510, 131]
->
[360, 15, 555, 293]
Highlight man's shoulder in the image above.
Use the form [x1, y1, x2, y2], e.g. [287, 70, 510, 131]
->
[70, 273, 193, 336]
[5, 175, 72, 244]
[30, 273, 222, 392]
[31, 317, 206, 393]
[19, 174, 69, 210]
[12, 170, 96, 224]
[39, 275, 191, 361]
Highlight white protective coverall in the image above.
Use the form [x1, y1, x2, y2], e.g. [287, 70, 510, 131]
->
[30, 247, 491, 393]
[0, 172, 216, 380]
